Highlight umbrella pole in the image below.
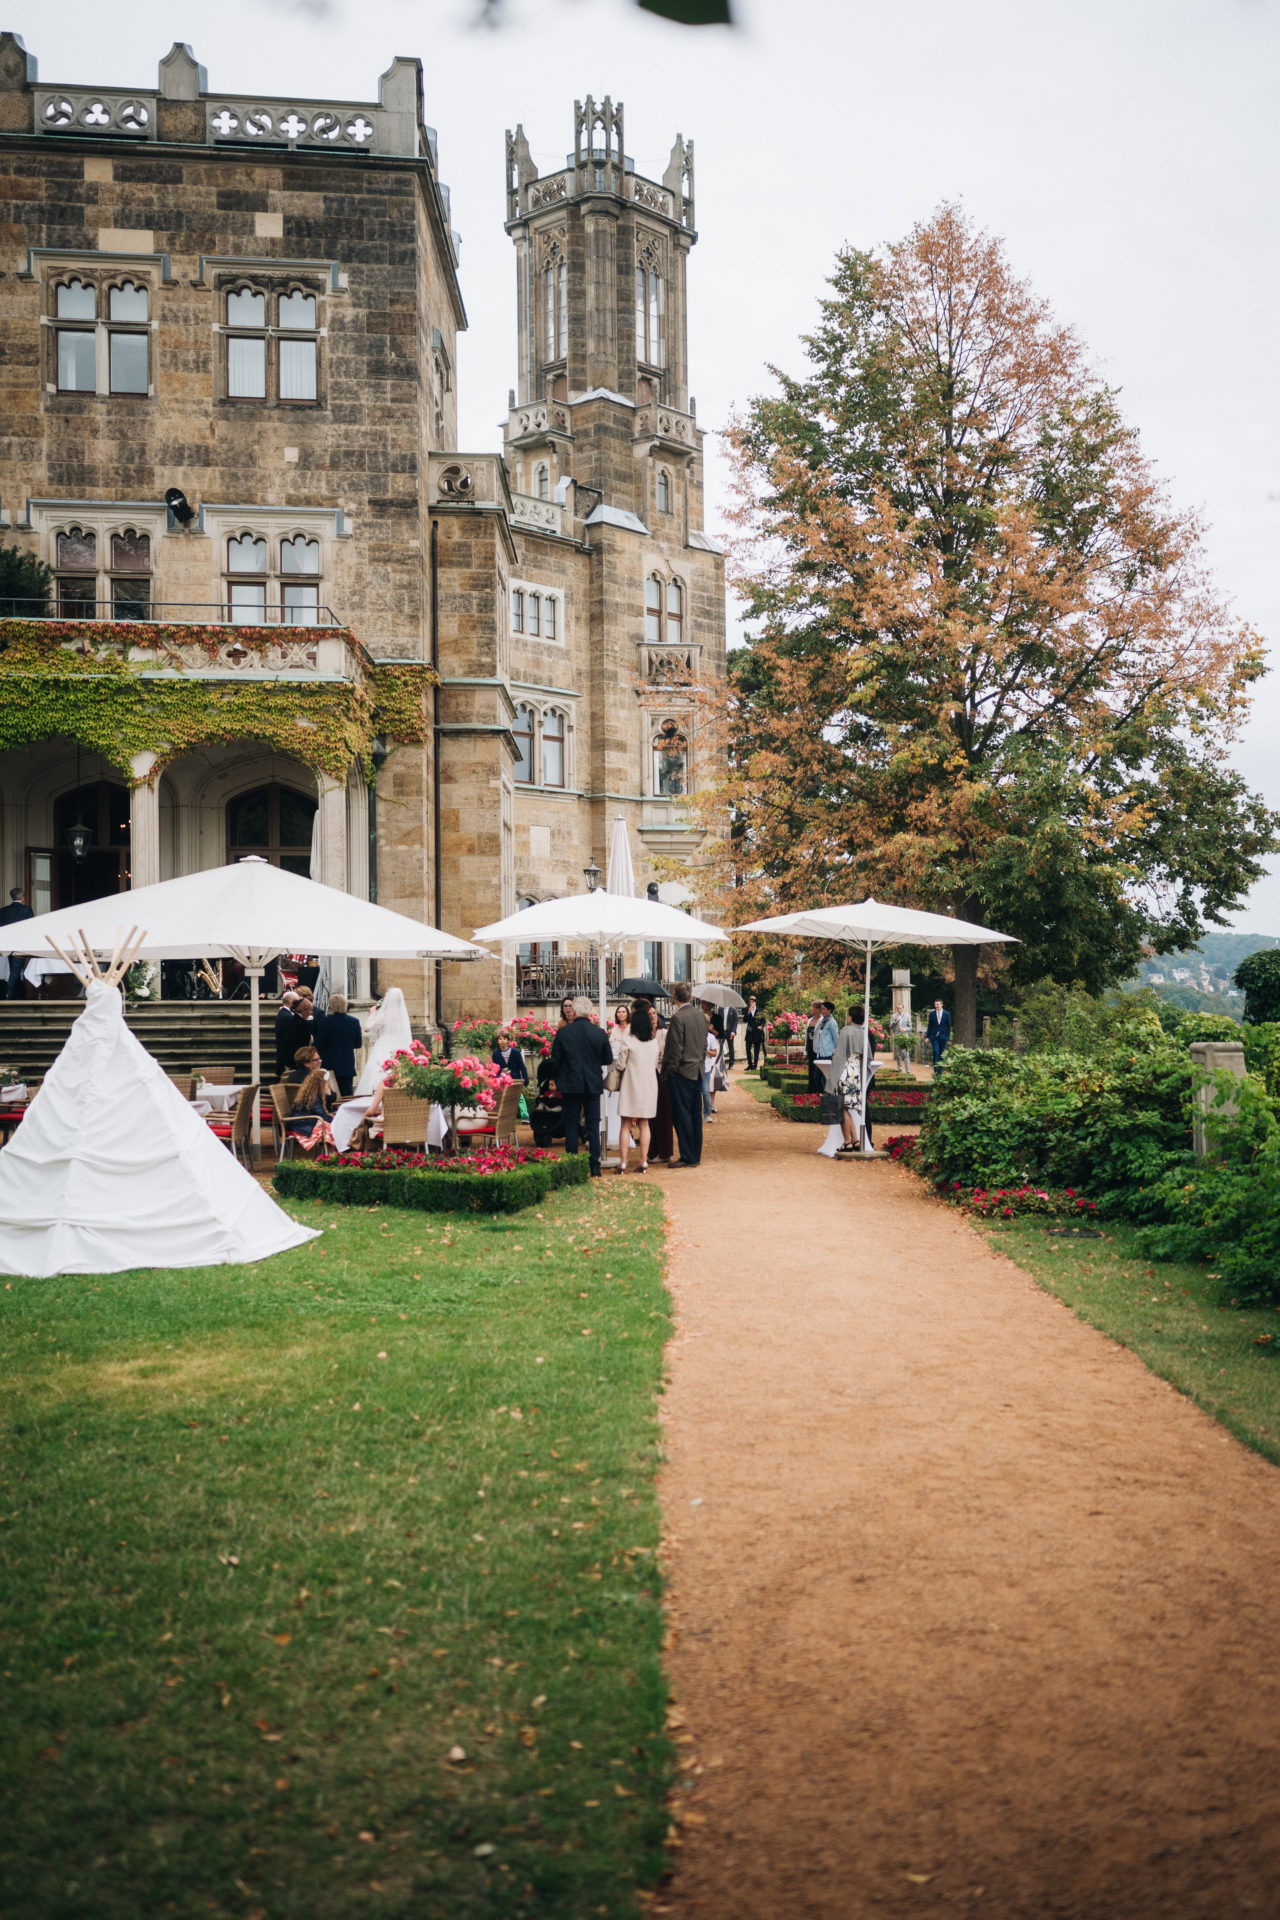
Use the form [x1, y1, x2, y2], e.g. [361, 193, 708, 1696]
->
[861, 937, 873, 1154]
[598, 940, 608, 1164]
[247, 964, 263, 1163]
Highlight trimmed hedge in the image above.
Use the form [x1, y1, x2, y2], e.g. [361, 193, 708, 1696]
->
[274, 1152, 591, 1214]
[771, 1090, 930, 1126]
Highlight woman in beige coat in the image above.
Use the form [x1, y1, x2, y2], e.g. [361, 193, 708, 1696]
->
[616, 1000, 661, 1173]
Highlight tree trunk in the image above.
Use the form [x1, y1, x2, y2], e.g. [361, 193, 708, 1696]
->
[953, 944, 979, 1048]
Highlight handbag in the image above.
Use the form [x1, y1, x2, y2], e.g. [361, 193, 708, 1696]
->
[818, 1090, 842, 1123]
[605, 1064, 623, 1093]
[713, 1059, 729, 1092]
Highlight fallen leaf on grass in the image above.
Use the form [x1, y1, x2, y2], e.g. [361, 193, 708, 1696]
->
[904, 1873, 934, 1884]
[273, 1633, 292, 1647]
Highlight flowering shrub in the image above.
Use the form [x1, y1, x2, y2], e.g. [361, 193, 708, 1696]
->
[951, 1183, 1100, 1222]
[884, 1134, 921, 1164]
[767, 1011, 806, 1041]
[389, 1044, 513, 1112]
[451, 1017, 502, 1054]
[507, 1013, 557, 1057]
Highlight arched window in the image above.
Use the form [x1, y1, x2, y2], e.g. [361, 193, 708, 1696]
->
[277, 290, 318, 402]
[652, 720, 687, 797]
[54, 527, 97, 616]
[280, 535, 320, 623]
[226, 783, 317, 876]
[544, 256, 567, 362]
[226, 535, 267, 621]
[55, 280, 96, 393]
[542, 709, 566, 788]
[513, 705, 535, 783]
[109, 281, 148, 321]
[109, 529, 151, 620]
[535, 463, 550, 501]
[636, 266, 663, 366]
[666, 579, 684, 648]
[527, 592, 541, 638]
[645, 575, 662, 644]
[656, 469, 671, 513]
[544, 594, 557, 641]
[511, 587, 524, 634]
[558, 260, 568, 358]
[226, 287, 267, 399]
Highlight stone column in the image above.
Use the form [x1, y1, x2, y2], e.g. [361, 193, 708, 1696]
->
[346, 771, 371, 1004]
[1190, 1041, 1247, 1158]
[314, 772, 348, 890]
[128, 751, 161, 889]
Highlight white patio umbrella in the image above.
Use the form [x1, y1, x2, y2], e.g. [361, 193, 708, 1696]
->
[473, 890, 728, 1027]
[605, 815, 636, 898]
[0, 857, 490, 1148]
[738, 899, 1017, 1155]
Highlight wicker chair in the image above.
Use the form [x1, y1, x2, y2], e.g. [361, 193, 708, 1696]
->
[167, 1072, 197, 1101]
[269, 1082, 298, 1160]
[208, 1084, 259, 1166]
[381, 1090, 431, 1150]
[196, 1065, 235, 1086]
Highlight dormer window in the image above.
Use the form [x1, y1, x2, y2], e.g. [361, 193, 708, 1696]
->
[223, 283, 320, 405]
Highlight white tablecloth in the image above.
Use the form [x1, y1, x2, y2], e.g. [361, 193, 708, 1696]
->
[23, 958, 74, 989]
[195, 1083, 245, 1113]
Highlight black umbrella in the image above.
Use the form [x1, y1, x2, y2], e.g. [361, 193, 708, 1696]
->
[616, 976, 670, 1000]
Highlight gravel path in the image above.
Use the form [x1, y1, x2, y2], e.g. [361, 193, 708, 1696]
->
[648, 1076, 1280, 1919]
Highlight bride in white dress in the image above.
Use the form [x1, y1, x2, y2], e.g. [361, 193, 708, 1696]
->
[353, 986, 414, 1096]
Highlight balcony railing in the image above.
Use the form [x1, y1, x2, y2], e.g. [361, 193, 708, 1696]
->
[517, 954, 626, 1003]
[0, 600, 344, 626]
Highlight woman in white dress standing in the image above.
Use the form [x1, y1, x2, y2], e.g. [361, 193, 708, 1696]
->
[615, 1001, 661, 1174]
[354, 986, 414, 1096]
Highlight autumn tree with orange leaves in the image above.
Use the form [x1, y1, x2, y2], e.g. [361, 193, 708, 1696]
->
[721, 205, 1277, 1044]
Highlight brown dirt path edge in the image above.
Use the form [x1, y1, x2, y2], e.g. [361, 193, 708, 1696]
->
[647, 1079, 1280, 1920]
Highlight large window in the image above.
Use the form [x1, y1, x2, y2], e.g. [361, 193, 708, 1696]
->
[226, 783, 317, 876]
[225, 533, 321, 624]
[645, 575, 662, 644]
[666, 579, 684, 647]
[224, 284, 319, 404]
[54, 276, 149, 396]
[542, 710, 566, 789]
[513, 704, 535, 783]
[636, 264, 664, 367]
[510, 582, 563, 644]
[656, 468, 671, 513]
[543, 256, 567, 363]
[53, 526, 151, 619]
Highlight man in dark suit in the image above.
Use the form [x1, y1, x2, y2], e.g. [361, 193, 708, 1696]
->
[315, 992, 363, 1097]
[926, 998, 952, 1066]
[743, 996, 766, 1071]
[274, 991, 311, 1080]
[660, 982, 709, 1167]
[722, 1002, 739, 1070]
[549, 1000, 614, 1176]
[0, 887, 34, 1000]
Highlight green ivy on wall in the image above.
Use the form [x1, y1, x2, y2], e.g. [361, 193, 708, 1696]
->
[0, 620, 435, 784]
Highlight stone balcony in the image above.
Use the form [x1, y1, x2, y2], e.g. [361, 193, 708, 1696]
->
[0, 611, 366, 682]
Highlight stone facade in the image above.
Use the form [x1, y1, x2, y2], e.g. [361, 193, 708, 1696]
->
[0, 39, 725, 1022]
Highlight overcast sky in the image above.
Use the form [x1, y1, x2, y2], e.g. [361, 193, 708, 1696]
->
[21, 0, 1280, 931]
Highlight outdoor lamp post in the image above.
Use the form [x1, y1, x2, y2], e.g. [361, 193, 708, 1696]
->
[584, 860, 602, 893]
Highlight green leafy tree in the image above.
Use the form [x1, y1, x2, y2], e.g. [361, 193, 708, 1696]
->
[0, 539, 52, 618]
[1234, 948, 1280, 1024]
[719, 205, 1277, 1043]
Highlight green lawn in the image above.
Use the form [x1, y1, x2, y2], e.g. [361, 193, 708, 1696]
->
[0, 1180, 673, 1920]
[978, 1217, 1280, 1466]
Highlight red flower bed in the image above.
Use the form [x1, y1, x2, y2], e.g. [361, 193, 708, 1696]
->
[333, 1145, 561, 1174]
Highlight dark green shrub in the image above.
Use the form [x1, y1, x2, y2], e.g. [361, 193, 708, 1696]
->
[274, 1152, 590, 1214]
[0, 538, 52, 618]
[1138, 1074, 1280, 1306]
[1236, 949, 1280, 1025]
[915, 1040, 1194, 1213]
[1174, 1012, 1242, 1045]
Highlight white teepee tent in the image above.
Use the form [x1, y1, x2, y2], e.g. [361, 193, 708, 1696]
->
[0, 983, 319, 1277]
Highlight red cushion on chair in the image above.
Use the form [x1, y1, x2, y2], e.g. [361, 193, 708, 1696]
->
[207, 1122, 233, 1138]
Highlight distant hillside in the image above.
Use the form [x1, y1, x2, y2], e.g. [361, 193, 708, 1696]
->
[1171, 931, 1280, 974]
[1131, 930, 1280, 1008]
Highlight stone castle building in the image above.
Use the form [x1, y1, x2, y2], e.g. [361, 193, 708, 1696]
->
[0, 34, 726, 1020]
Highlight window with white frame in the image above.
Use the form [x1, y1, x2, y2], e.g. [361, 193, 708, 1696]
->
[52, 274, 150, 396]
[512, 704, 535, 783]
[224, 532, 322, 624]
[223, 282, 320, 404]
[542, 709, 566, 788]
[53, 524, 152, 619]
[644, 574, 662, 643]
[666, 578, 684, 646]
[509, 581, 564, 644]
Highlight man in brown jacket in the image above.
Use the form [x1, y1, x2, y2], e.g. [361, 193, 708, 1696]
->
[660, 981, 708, 1167]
